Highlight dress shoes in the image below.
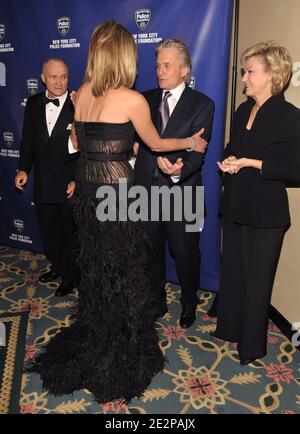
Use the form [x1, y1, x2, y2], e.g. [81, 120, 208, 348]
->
[39, 270, 60, 283]
[179, 305, 197, 328]
[210, 331, 221, 339]
[210, 331, 232, 341]
[55, 282, 75, 297]
[240, 358, 256, 366]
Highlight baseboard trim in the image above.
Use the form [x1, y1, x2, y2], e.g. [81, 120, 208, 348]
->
[270, 305, 300, 352]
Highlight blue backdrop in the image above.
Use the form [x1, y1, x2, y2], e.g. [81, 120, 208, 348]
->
[0, 0, 233, 292]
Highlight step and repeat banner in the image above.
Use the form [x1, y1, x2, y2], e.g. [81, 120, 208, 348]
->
[0, 0, 233, 292]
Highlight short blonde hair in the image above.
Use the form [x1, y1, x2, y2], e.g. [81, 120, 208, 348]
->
[84, 20, 137, 96]
[156, 39, 192, 83]
[241, 41, 293, 95]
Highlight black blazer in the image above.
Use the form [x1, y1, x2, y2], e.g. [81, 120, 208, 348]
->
[220, 93, 300, 227]
[18, 92, 77, 204]
[134, 85, 214, 189]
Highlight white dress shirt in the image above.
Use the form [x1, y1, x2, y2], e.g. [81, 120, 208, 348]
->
[162, 81, 186, 182]
[162, 81, 185, 117]
[45, 90, 68, 136]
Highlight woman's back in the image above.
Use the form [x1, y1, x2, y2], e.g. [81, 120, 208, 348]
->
[75, 82, 137, 124]
[75, 121, 134, 188]
[75, 84, 135, 188]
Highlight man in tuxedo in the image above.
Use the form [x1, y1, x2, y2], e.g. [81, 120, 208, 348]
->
[15, 58, 78, 296]
[134, 39, 214, 328]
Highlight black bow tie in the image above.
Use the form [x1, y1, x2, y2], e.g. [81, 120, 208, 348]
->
[44, 96, 60, 107]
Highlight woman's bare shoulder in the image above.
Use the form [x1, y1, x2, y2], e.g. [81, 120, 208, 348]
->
[120, 88, 146, 107]
[76, 82, 91, 98]
[74, 82, 92, 120]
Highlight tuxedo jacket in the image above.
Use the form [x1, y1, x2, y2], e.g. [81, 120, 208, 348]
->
[18, 92, 77, 204]
[134, 85, 215, 190]
[220, 92, 300, 227]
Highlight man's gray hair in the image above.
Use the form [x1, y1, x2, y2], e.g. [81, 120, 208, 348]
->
[156, 39, 191, 83]
[42, 58, 69, 74]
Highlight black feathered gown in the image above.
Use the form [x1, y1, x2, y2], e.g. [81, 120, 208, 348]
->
[29, 121, 165, 403]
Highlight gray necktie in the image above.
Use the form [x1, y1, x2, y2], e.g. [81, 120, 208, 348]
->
[153, 91, 172, 180]
[159, 90, 172, 134]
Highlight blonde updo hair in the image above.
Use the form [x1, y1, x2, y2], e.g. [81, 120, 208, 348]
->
[84, 20, 137, 97]
[241, 41, 293, 95]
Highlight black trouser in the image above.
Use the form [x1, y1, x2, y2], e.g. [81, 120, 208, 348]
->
[35, 201, 76, 284]
[144, 218, 200, 307]
[215, 218, 286, 360]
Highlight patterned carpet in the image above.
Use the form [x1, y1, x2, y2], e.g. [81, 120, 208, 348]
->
[0, 245, 299, 414]
[0, 311, 28, 414]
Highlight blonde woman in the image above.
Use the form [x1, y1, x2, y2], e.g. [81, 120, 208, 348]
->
[28, 20, 207, 404]
[215, 41, 300, 365]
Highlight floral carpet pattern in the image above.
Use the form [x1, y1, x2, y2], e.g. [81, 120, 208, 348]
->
[0, 245, 299, 414]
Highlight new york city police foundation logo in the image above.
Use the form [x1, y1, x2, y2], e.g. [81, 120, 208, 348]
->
[13, 219, 24, 234]
[3, 131, 13, 147]
[57, 17, 70, 36]
[26, 78, 39, 95]
[0, 24, 5, 42]
[189, 76, 196, 89]
[135, 9, 151, 30]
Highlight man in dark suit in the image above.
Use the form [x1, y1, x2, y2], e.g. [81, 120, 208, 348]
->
[15, 58, 78, 296]
[134, 39, 214, 327]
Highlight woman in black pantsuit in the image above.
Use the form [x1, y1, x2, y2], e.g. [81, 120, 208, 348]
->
[215, 41, 300, 365]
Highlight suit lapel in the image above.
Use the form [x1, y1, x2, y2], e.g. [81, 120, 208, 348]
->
[50, 94, 73, 140]
[38, 95, 50, 145]
[148, 89, 163, 131]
